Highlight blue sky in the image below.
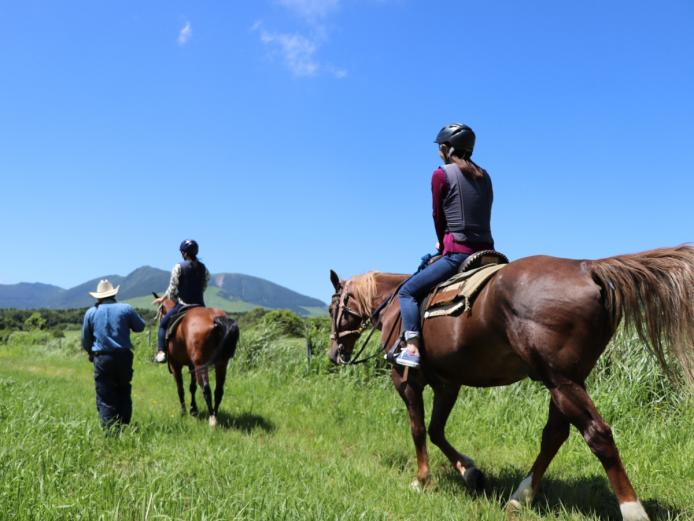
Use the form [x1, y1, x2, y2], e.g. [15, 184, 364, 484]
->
[1, 0, 692, 303]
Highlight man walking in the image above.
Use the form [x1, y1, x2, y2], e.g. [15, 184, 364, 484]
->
[81, 279, 145, 429]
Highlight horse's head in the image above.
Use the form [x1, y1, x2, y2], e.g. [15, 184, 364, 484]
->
[152, 292, 176, 318]
[328, 270, 371, 365]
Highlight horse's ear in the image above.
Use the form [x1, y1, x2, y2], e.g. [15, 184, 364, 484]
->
[330, 270, 342, 291]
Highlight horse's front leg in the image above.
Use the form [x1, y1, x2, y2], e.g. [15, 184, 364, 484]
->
[428, 385, 484, 491]
[391, 368, 430, 489]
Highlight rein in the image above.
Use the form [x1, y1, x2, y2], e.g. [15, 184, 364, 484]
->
[333, 282, 405, 366]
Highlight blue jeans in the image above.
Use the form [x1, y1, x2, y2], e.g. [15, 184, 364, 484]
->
[93, 350, 133, 428]
[157, 303, 182, 350]
[399, 253, 469, 338]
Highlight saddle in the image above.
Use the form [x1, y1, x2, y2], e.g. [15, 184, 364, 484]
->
[165, 304, 201, 344]
[423, 250, 508, 319]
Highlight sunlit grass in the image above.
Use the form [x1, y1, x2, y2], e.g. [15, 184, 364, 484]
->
[0, 328, 692, 520]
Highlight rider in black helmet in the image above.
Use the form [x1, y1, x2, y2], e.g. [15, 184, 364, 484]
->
[152, 240, 210, 363]
[393, 123, 494, 368]
[434, 123, 476, 160]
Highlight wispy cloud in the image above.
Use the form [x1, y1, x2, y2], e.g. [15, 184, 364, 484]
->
[177, 21, 192, 46]
[276, 0, 341, 22]
[257, 27, 320, 77]
[255, 0, 349, 79]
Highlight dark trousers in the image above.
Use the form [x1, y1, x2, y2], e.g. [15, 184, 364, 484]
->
[157, 303, 182, 350]
[399, 253, 469, 337]
[93, 350, 134, 428]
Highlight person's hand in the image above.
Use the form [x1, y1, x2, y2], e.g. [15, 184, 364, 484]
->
[152, 296, 165, 305]
[435, 241, 442, 253]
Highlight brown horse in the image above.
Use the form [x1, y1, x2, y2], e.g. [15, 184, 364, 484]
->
[157, 297, 239, 427]
[328, 245, 694, 521]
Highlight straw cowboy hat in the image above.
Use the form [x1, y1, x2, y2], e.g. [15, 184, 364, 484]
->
[89, 279, 120, 299]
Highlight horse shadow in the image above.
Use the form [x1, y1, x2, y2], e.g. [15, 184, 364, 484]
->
[207, 410, 276, 434]
[439, 467, 687, 520]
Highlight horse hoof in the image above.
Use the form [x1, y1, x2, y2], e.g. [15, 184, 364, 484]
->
[620, 501, 650, 521]
[209, 415, 218, 428]
[463, 466, 485, 492]
[505, 499, 523, 519]
[409, 480, 424, 493]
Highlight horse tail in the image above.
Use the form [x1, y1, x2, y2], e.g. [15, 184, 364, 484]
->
[213, 316, 240, 360]
[590, 244, 694, 385]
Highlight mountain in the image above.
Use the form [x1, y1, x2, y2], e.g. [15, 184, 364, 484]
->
[0, 266, 327, 316]
[0, 282, 65, 309]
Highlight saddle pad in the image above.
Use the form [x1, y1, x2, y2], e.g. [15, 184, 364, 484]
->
[424, 263, 506, 319]
[165, 304, 201, 343]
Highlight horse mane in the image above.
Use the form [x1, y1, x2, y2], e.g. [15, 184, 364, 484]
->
[348, 271, 379, 316]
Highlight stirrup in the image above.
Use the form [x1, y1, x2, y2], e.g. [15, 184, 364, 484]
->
[384, 337, 406, 365]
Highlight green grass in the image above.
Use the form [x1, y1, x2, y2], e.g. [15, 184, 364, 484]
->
[0, 328, 692, 521]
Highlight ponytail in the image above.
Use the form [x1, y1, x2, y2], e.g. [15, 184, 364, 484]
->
[451, 156, 485, 180]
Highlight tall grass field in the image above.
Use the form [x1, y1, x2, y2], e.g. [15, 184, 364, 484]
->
[0, 317, 692, 521]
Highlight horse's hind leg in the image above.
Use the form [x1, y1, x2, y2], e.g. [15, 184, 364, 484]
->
[213, 362, 228, 416]
[549, 380, 648, 521]
[195, 365, 216, 427]
[507, 400, 569, 511]
[172, 364, 186, 415]
[188, 366, 198, 416]
[428, 385, 483, 491]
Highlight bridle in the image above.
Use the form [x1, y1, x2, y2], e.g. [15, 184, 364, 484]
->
[330, 281, 404, 366]
[331, 289, 369, 339]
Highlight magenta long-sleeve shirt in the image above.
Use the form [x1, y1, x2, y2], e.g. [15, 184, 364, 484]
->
[431, 167, 493, 255]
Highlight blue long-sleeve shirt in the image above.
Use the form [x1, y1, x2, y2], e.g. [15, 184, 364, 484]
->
[81, 301, 146, 353]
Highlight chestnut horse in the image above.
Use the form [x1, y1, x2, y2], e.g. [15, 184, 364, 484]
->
[328, 245, 694, 521]
[157, 297, 239, 427]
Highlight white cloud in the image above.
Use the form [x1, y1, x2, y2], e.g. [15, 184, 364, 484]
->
[276, 0, 340, 22]
[327, 66, 348, 79]
[178, 21, 192, 46]
[254, 0, 352, 79]
[257, 27, 320, 77]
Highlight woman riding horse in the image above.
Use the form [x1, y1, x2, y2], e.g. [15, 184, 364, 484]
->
[395, 123, 494, 368]
[329, 245, 694, 521]
[153, 239, 210, 363]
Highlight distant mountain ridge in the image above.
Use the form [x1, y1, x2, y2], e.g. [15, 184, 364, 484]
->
[0, 266, 326, 316]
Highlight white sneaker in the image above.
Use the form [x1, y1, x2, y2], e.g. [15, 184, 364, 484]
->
[154, 351, 167, 363]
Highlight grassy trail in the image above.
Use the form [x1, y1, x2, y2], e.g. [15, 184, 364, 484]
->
[0, 335, 692, 521]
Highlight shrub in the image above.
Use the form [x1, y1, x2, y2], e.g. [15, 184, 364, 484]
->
[261, 310, 305, 337]
[235, 308, 269, 330]
[24, 312, 47, 331]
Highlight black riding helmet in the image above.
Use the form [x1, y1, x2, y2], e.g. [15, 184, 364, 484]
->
[435, 123, 475, 158]
[179, 239, 199, 257]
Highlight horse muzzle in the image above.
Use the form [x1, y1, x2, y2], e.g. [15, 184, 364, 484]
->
[329, 343, 351, 365]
